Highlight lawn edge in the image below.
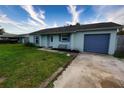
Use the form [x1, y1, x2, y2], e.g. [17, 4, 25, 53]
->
[39, 53, 78, 88]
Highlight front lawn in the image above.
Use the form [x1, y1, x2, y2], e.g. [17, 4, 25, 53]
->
[0, 44, 72, 87]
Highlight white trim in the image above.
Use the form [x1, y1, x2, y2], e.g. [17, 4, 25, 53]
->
[60, 34, 70, 42]
[75, 27, 120, 32]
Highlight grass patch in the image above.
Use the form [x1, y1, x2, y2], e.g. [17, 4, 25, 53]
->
[0, 44, 72, 87]
[114, 51, 124, 58]
[47, 81, 54, 88]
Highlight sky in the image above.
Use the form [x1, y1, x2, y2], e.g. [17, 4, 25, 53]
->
[0, 5, 124, 34]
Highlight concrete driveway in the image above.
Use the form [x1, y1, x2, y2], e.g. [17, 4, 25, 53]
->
[54, 53, 124, 88]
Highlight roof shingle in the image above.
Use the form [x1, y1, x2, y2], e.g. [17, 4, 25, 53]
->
[30, 22, 122, 35]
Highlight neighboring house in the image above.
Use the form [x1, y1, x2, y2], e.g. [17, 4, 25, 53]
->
[28, 22, 122, 55]
[0, 29, 18, 43]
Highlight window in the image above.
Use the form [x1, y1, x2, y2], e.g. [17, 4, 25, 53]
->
[50, 36, 53, 42]
[34, 36, 39, 44]
[59, 34, 70, 42]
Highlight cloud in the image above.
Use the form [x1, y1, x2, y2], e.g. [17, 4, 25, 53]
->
[105, 7, 124, 24]
[84, 6, 124, 25]
[53, 22, 58, 27]
[67, 5, 84, 25]
[39, 10, 45, 19]
[21, 5, 46, 26]
[0, 13, 26, 31]
[0, 6, 47, 34]
[0, 13, 43, 34]
[21, 5, 59, 29]
[26, 18, 41, 27]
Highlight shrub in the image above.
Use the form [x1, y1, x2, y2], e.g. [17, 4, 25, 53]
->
[117, 31, 124, 35]
[114, 50, 124, 58]
[24, 42, 36, 47]
[0, 40, 18, 44]
[52, 48, 80, 53]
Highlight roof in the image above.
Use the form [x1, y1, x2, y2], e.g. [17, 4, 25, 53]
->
[30, 22, 122, 35]
[18, 34, 29, 37]
[0, 28, 17, 37]
[0, 32, 17, 37]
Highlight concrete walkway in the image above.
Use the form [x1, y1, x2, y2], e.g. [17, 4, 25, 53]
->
[121, 59, 124, 62]
[54, 53, 124, 88]
[38, 48, 65, 54]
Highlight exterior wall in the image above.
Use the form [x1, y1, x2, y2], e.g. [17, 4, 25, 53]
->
[29, 34, 71, 49]
[71, 30, 117, 55]
[19, 35, 30, 44]
[71, 32, 84, 51]
[41, 35, 48, 47]
[29, 35, 42, 47]
[109, 31, 117, 55]
[21, 38, 25, 43]
[50, 35, 59, 48]
[29, 35, 34, 43]
[29, 29, 117, 55]
[70, 34, 74, 50]
[48, 35, 71, 49]
[39, 35, 42, 47]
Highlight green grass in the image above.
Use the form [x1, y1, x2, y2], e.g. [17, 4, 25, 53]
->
[0, 44, 72, 87]
[114, 51, 124, 58]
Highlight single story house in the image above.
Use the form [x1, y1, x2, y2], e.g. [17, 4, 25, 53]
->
[28, 22, 122, 55]
[0, 29, 19, 43]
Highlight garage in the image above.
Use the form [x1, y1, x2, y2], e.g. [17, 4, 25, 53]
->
[84, 34, 110, 54]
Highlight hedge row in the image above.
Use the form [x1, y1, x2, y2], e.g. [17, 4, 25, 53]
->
[0, 40, 18, 44]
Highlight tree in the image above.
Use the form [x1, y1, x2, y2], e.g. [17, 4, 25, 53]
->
[0, 28, 4, 35]
[76, 23, 80, 26]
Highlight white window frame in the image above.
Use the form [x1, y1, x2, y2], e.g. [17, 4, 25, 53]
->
[60, 34, 70, 42]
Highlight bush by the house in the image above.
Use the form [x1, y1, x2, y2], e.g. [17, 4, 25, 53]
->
[117, 31, 124, 35]
[52, 48, 80, 53]
[0, 40, 18, 44]
[24, 42, 36, 47]
[114, 50, 124, 58]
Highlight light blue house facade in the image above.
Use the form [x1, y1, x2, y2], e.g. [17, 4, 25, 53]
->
[28, 22, 122, 55]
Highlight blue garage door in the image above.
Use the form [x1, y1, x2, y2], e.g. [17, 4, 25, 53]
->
[84, 34, 110, 54]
